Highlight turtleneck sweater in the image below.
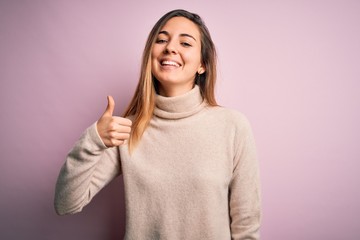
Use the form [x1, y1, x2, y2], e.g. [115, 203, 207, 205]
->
[55, 85, 261, 240]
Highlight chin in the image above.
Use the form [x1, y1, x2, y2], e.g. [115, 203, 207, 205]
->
[156, 76, 180, 85]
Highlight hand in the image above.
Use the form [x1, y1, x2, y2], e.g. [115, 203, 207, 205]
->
[96, 96, 132, 147]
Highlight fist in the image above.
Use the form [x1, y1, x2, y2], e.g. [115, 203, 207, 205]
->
[96, 96, 132, 147]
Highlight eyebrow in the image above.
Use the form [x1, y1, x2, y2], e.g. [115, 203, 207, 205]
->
[158, 31, 197, 41]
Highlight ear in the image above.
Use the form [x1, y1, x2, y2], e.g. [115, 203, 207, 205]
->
[197, 65, 206, 74]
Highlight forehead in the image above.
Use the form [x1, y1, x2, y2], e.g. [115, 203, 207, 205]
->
[160, 17, 200, 38]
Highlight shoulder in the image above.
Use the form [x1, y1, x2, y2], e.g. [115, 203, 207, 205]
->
[204, 106, 256, 158]
[204, 105, 252, 129]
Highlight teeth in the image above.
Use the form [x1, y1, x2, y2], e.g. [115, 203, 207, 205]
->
[161, 60, 180, 67]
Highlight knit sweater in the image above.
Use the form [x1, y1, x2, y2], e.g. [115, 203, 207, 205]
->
[55, 85, 261, 240]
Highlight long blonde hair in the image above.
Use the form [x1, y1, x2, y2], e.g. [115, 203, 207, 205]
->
[123, 9, 218, 152]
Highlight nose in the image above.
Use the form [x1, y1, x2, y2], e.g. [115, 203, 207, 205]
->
[163, 40, 178, 54]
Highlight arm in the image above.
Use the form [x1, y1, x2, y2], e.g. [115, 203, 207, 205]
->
[54, 96, 132, 215]
[229, 118, 261, 240]
[54, 122, 120, 215]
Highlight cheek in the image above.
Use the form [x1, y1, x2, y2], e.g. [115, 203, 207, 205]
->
[150, 49, 156, 60]
[150, 47, 157, 60]
[151, 45, 161, 59]
[185, 51, 202, 68]
[151, 49, 160, 69]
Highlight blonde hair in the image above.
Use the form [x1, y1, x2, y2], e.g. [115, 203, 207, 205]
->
[123, 9, 218, 152]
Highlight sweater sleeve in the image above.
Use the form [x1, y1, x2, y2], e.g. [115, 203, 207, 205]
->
[229, 116, 261, 240]
[54, 122, 121, 215]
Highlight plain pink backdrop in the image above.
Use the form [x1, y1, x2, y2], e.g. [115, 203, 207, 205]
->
[1, 0, 359, 239]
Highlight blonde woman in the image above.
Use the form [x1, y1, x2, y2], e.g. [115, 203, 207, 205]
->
[55, 9, 261, 240]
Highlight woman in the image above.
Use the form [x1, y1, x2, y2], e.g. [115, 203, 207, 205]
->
[55, 9, 261, 240]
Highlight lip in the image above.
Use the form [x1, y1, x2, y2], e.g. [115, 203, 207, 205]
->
[159, 58, 182, 68]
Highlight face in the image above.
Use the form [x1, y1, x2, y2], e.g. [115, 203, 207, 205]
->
[151, 17, 205, 95]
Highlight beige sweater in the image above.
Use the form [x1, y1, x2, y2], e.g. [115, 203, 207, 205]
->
[55, 85, 261, 240]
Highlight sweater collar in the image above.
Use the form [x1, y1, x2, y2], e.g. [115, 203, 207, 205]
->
[154, 85, 206, 119]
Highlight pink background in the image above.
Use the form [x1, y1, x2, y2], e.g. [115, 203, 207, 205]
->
[1, 0, 359, 239]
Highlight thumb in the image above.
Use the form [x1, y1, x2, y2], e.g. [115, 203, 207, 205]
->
[103, 95, 115, 116]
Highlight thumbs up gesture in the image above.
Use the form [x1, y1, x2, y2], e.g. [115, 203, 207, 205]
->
[96, 96, 132, 147]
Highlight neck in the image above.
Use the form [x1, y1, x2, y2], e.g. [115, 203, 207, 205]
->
[154, 84, 206, 120]
[158, 82, 195, 97]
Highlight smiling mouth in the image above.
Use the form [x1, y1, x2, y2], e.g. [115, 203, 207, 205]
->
[161, 60, 181, 67]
